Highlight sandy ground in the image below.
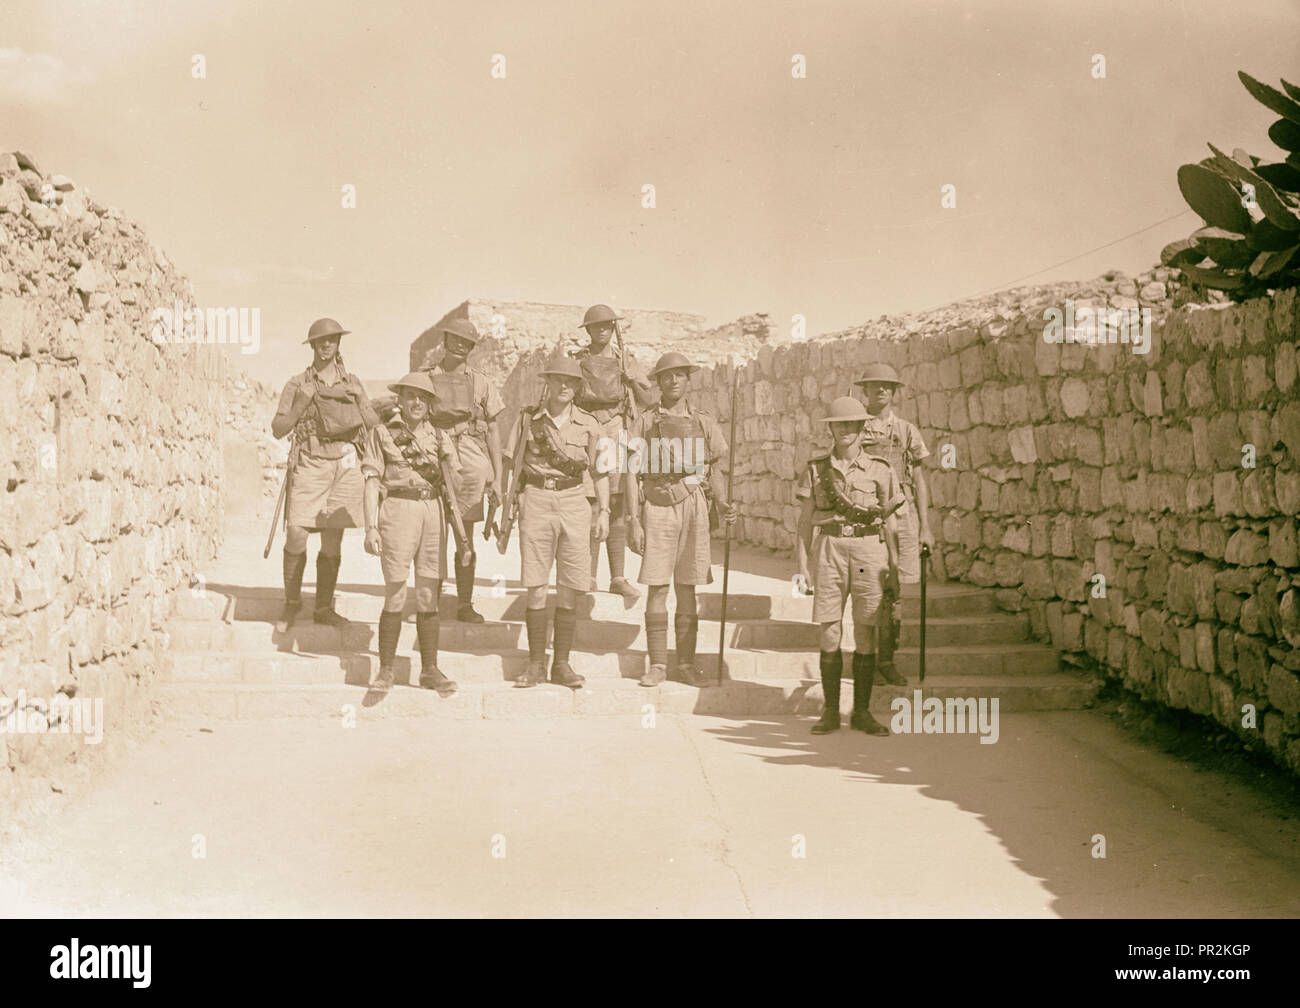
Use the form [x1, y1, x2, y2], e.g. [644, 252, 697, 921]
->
[2, 708, 1298, 918]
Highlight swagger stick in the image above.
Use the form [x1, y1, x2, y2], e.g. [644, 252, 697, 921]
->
[717, 368, 739, 686]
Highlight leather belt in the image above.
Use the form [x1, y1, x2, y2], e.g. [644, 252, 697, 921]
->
[522, 473, 583, 492]
[386, 486, 439, 500]
[820, 521, 881, 540]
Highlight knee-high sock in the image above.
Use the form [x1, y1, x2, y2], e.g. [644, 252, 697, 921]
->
[315, 553, 341, 612]
[283, 549, 307, 603]
[645, 612, 669, 667]
[819, 650, 843, 715]
[378, 610, 402, 669]
[454, 552, 476, 604]
[605, 515, 627, 580]
[525, 608, 548, 663]
[415, 611, 440, 670]
[552, 607, 576, 663]
[852, 651, 874, 711]
[674, 612, 699, 667]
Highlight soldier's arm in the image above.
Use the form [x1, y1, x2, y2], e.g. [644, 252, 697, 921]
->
[360, 427, 383, 533]
[271, 377, 307, 440]
[624, 415, 644, 522]
[705, 415, 731, 506]
[484, 381, 506, 493]
[588, 428, 610, 514]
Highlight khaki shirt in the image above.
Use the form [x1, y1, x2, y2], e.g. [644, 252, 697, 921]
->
[505, 404, 605, 498]
[796, 450, 904, 526]
[273, 364, 374, 460]
[859, 410, 929, 493]
[361, 419, 458, 495]
[625, 402, 728, 499]
[425, 361, 505, 439]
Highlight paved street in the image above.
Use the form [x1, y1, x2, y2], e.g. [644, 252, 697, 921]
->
[3, 708, 1298, 917]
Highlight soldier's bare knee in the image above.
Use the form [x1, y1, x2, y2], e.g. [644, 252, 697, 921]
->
[285, 528, 309, 553]
[646, 586, 670, 614]
[819, 622, 843, 651]
[383, 582, 408, 613]
[555, 585, 578, 609]
[413, 578, 440, 612]
[674, 583, 696, 609]
[525, 585, 549, 609]
[319, 529, 344, 556]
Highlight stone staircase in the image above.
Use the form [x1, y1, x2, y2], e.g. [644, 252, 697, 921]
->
[157, 521, 1099, 721]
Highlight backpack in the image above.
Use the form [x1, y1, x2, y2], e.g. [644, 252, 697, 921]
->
[428, 370, 474, 427]
[312, 382, 365, 442]
[576, 355, 623, 410]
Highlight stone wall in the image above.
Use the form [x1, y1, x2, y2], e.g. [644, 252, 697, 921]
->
[0, 151, 225, 827]
[681, 268, 1300, 776]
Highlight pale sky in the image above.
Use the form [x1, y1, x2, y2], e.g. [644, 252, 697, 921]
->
[2, 0, 1297, 387]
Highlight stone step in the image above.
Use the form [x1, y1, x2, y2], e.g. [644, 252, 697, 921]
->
[157, 673, 1099, 721]
[172, 582, 996, 625]
[164, 611, 1031, 654]
[164, 642, 1059, 687]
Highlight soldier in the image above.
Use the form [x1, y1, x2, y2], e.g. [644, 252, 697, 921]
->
[504, 356, 610, 689]
[853, 363, 933, 686]
[625, 352, 738, 688]
[360, 372, 465, 694]
[271, 318, 378, 633]
[572, 304, 657, 603]
[421, 317, 505, 624]
[795, 396, 904, 736]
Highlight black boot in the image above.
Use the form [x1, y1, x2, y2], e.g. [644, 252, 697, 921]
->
[675, 612, 708, 687]
[549, 606, 584, 688]
[313, 553, 348, 627]
[519, 608, 547, 687]
[811, 651, 842, 734]
[875, 598, 907, 685]
[372, 610, 402, 691]
[416, 611, 457, 694]
[455, 552, 484, 623]
[850, 651, 890, 736]
[277, 549, 307, 632]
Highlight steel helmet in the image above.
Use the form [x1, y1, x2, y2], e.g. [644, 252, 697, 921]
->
[648, 351, 700, 378]
[854, 362, 903, 387]
[388, 371, 438, 398]
[303, 317, 350, 344]
[580, 304, 623, 329]
[817, 396, 872, 424]
[540, 356, 585, 381]
[437, 318, 480, 345]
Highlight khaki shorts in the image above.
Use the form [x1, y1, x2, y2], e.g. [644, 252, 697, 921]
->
[520, 484, 591, 591]
[637, 489, 712, 586]
[895, 498, 921, 584]
[452, 433, 493, 523]
[812, 533, 889, 629]
[288, 449, 364, 529]
[378, 495, 445, 583]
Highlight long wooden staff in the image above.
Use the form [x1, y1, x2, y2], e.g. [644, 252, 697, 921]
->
[717, 368, 739, 686]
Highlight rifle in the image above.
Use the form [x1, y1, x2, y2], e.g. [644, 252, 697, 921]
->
[613, 318, 638, 427]
[264, 425, 301, 558]
[495, 409, 530, 555]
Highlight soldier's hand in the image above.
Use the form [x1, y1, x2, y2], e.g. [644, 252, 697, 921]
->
[797, 569, 814, 596]
[290, 380, 315, 416]
[627, 518, 644, 556]
[594, 509, 610, 543]
[884, 567, 900, 598]
[364, 527, 381, 556]
[488, 480, 503, 507]
[721, 500, 739, 526]
[919, 525, 935, 551]
[344, 375, 366, 399]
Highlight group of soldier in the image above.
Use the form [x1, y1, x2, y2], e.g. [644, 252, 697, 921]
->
[270, 306, 932, 735]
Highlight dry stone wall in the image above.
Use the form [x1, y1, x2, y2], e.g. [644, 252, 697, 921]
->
[680, 269, 1300, 776]
[0, 151, 224, 826]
